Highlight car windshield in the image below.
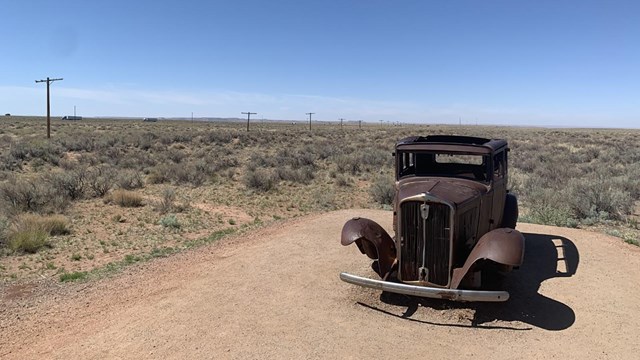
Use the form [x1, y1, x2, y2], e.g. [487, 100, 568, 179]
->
[397, 151, 490, 182]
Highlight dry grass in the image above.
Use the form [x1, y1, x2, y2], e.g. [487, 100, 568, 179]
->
[0, 115, 638, 281]
[108, 189, 144, 208]
[5, 214, 70, 253]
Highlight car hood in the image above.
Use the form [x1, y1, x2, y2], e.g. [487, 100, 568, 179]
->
[397, 177, 487, 208]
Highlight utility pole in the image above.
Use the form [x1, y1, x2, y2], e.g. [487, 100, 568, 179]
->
[191, 112, 194, 123]
[35, 77, 63, 138]
[306, 112, 314, 130]
[339, 118, 344, 129]
[74, 105, 76, 117]
[358, 120, 362, 129]
[241, 112, 257, 131]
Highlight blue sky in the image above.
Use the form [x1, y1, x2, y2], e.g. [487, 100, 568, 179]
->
[1, 0, 638, 127]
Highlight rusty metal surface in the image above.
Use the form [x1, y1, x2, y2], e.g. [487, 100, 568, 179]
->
[450, 228, 525, 289]
[341, 217, 396, 278]
[341, 135, 522, 301]
[397, 178, 485, 209]
[398, 201, 451, 286]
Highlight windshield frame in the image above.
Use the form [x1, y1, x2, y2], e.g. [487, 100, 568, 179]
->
[396, 150, 492, 183]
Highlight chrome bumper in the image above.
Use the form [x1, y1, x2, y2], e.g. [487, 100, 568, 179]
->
[340, 272, 509, 302]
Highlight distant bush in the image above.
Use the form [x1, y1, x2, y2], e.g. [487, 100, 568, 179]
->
[335, 174, 351, 187]
[160, 214, 180, 229]
[116, 170, 144, 190]
[276, 166, 315, 184]
[0, 176, 69, 214]
[334, 155, 361, 175]
[147, 164, 171, 184]
[11, 140, 63, 165]
[369, 176, 395, 205]
[155, 187, 176, 214]
[109, 189, 143, 207]
[4, 214, 70, 253]
[0, 178, 42, 213]
[0, 153, 22, 171]
[86, 165, 116, 197]
[49, 168, 87, 200]
[172, 163, 206, 187]
[244, 168, 278, 191]
[12, 214, 70, 236]
[566, 176, 633, 222]
[166, 148, 186, 164]
[358, 149, 390, 170]
[0, 216, 8, 247]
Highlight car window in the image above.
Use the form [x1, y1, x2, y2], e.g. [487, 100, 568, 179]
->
[398, 151, 489, 182]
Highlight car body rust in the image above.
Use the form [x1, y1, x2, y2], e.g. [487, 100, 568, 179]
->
[340, 135, 524, 301]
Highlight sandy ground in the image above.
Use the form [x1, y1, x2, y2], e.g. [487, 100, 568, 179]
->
[1, 209, 639, 359]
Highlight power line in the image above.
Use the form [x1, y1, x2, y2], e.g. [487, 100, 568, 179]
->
[306, 112, 315, 130]
[242, 112, 257, 131]
[35, 77, 63, 138]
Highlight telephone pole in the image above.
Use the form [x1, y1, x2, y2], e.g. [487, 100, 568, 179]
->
[35, 77, 63, 138]
[339, 118, 345, 129]
[306, 112, 314, 130]
[242, 112, 257, 131]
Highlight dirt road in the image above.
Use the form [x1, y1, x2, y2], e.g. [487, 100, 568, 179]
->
[2, 209, 639, 359]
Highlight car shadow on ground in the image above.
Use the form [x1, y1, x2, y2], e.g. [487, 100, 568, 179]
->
[362, 232, 579, 331]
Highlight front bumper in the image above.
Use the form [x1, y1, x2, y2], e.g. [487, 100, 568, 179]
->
[340, 272, 509, 302]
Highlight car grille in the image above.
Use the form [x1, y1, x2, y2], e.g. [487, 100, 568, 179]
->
[399, 201, 451, 286]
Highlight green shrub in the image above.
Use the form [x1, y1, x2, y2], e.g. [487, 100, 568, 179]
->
[124, 254, 142, 264]
[7, 228, 49, 253]
[4, 214, 70, 253]
[160, 214, 180, 229]
[59, 271, 88, 282]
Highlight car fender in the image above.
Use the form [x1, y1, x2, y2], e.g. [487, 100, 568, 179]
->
[451, 228, 525, 289]
[341, 217, 396, 279]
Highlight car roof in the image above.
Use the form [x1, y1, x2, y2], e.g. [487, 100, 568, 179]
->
[395, 135, 508, 154]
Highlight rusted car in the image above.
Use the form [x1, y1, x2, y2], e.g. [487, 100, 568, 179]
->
[340, 135, 524, 302]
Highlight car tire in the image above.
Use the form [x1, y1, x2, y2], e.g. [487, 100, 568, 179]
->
[502, 193, 518, 229]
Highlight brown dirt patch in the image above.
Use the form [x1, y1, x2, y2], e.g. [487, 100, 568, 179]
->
[1, 210, 639, 359]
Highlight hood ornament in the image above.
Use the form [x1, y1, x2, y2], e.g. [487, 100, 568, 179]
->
[420, 203, 430, 220]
